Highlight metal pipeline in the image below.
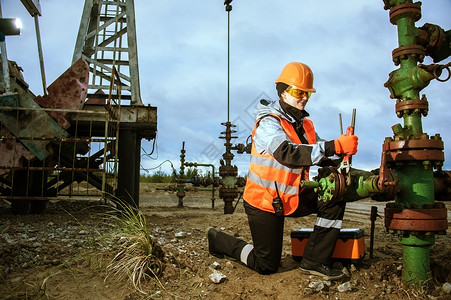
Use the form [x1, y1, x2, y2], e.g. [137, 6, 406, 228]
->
[381, 0, 449, 285]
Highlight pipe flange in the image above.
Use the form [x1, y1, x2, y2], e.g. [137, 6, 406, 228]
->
[383, 139, 445, 163]
[219, 164, 238, 176]
[219, 187, 238, 198]
[384, 207, 448, 232]
[389, 2, 422, 25]
[395, 99, 428, 117]
[392, 45, 426, 65]
[384, 149, 444, 163]
[383, 139, 444, 151]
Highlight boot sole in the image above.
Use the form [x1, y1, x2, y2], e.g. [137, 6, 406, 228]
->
[300, 267, 344, 281]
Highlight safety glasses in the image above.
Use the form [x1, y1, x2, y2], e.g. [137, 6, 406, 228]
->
[285, 86, 312, 99]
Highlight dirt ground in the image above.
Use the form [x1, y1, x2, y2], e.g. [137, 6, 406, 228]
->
[1, 183, 450, 299]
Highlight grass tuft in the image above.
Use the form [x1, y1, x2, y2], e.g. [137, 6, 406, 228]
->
[104, 201, 165, 294]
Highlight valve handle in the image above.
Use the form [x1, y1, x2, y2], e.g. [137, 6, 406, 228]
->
[338, 109, 356, 185]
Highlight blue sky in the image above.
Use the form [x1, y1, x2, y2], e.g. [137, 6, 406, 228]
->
[2, 0, 451, 177]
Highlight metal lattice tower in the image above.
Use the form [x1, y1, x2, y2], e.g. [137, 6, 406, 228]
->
[72, 0, 142, 105]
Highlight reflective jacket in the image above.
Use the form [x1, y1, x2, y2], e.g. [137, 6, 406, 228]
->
[243, 100, 320, 215]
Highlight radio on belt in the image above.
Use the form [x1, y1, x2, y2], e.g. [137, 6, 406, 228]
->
[291, 228, 365, 263]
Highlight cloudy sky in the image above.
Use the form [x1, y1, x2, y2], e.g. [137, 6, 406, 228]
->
[2, 0, 451, 177]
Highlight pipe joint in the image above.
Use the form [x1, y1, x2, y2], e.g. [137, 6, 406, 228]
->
[384, 66, 436, 99]
[389, 2, 422, 25]
[384, 206, 448, 233]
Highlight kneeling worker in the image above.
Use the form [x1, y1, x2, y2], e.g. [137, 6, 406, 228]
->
[207, 62, 359, 280]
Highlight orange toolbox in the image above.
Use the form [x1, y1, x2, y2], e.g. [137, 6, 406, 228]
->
[291, 228, 365, 263]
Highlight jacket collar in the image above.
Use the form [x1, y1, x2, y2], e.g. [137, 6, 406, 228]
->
[278, 99, 310, 123]
[256, 99, 309, 123]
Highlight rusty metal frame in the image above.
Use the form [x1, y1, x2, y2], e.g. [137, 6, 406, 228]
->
[0, 68, 124, 204]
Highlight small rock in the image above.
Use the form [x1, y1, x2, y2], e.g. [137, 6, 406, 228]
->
[442, 282, 451, 294]
[209, 270, 227, 284]
[338, 281, 352, 292]
[79, 230, 88, 235]
[175, 231, 185, 238]
[308, 280, 325, 291]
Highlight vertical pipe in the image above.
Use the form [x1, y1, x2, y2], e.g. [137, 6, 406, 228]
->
[227, 9, 230, 122]
[125, 0, 142, 105]
[0, 40, 10, 93]
[402, 235, 434, 283]
[384, 0, 439, 284]
[33, 15, 47, 96]
[0, 3, 11, 93]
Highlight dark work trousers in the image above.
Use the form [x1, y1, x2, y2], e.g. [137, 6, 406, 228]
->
[212, 188, 346, 274]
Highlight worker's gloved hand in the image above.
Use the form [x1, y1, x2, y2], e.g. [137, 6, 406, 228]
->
[334, 134, 358, 155]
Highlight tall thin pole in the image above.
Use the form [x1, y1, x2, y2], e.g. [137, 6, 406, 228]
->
[225, 1, 232, 122]
[0, 2, 11, 93]
[34, 14, 47, 95]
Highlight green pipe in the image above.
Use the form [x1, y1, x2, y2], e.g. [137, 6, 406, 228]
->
[383, 0, 442, 285]
[400, 235, 434, 283]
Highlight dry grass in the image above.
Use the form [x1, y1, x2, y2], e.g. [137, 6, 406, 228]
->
[104, 201, 165, 294]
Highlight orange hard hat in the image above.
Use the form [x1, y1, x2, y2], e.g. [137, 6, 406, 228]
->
[275, 62, 316, 93]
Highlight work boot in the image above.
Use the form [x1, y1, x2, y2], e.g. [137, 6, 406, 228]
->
[300, 258, 344, 280]
[206, 227, 224, 258]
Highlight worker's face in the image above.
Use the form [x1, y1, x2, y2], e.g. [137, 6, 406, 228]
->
[281, 86, 311, 110]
